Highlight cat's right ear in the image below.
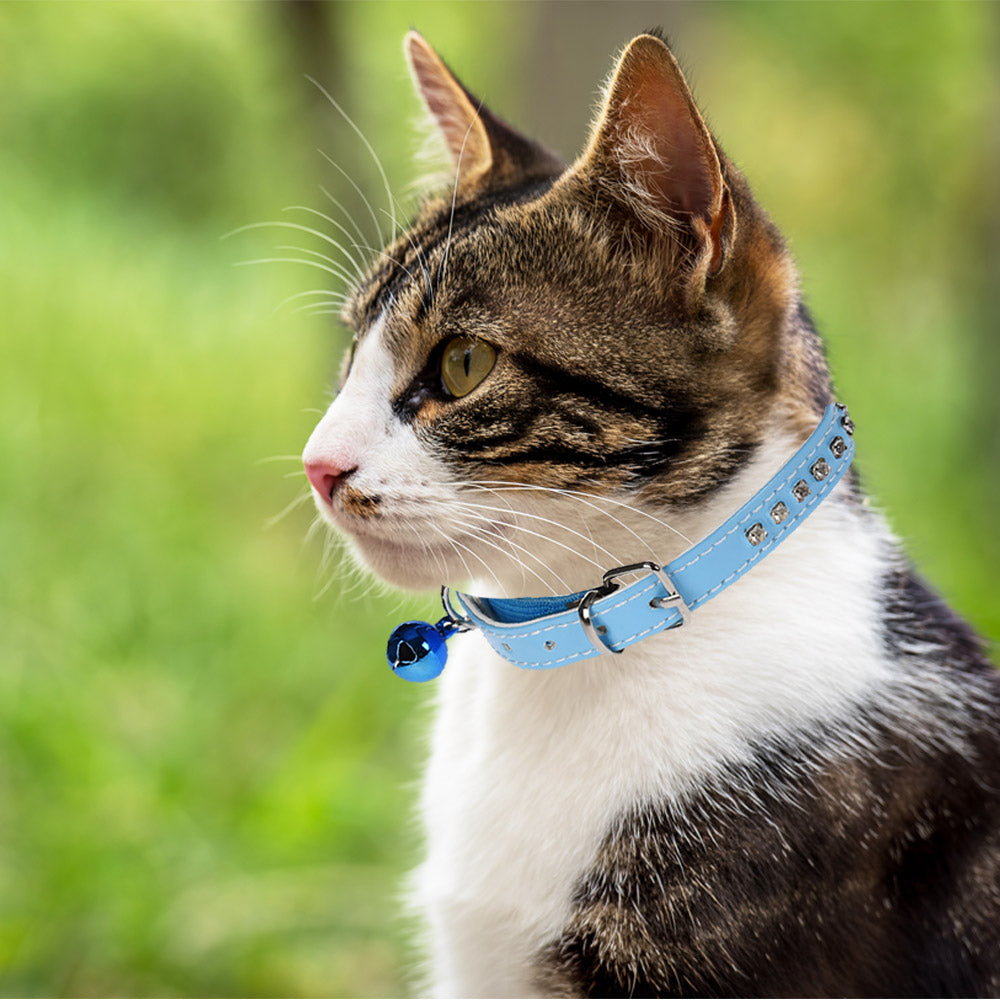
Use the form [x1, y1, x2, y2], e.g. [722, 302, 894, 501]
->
[573, 34, 734, 288]
[404, 31, 563, 192]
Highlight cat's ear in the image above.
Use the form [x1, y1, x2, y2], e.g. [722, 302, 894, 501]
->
[577, 34, 733, 281]
[404, 31, 563, 191]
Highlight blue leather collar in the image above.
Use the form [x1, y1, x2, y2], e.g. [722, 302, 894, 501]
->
[387, 403, 855, 681]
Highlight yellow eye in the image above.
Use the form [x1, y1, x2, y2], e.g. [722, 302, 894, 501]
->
[440, 337, 497, 398]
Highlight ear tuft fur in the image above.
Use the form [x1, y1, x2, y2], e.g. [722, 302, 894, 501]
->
[404, 31, 494, 187]
[574, 33, 733, 284]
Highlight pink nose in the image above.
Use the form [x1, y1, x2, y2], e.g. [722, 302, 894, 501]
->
[304, 460, 356, 504]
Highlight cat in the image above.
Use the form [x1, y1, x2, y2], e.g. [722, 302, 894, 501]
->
[301, 30, 1000, 998]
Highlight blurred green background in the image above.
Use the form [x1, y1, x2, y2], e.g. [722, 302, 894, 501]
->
[1, 1, 997, 996]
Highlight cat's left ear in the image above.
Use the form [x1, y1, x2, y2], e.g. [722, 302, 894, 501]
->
[405, 31, 563, 191]
[575, 34, 734, 284]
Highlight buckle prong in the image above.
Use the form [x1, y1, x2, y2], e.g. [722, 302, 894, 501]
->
[576, 561, 690, 655]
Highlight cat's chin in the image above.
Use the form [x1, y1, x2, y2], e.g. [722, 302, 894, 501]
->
[343, 532, 464, 591]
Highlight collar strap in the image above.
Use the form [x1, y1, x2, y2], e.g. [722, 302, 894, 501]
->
[387, 403, 855, 681]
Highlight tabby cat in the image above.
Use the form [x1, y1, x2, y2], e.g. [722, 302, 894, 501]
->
[301, 31, 1000, 998]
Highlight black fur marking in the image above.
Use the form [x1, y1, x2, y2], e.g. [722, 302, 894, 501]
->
[476, 443, 617, 470]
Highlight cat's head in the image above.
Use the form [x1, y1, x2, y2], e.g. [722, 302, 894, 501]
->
[302, 32, 832, 594]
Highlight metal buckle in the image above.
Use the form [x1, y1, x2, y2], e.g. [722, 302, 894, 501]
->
[576, 561, 690, 655]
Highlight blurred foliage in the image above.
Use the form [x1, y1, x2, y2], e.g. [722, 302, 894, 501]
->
[0, 1, 996, 997]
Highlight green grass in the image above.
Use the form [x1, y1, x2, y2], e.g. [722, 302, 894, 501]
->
[0, 2, 996, 996]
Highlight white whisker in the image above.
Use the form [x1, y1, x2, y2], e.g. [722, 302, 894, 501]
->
[438, 111, 480, 292]
[256, 454, 307, 466]
[318, 178, 380, 253]
[265, 491, 314, 530]
[273, 245, 356, 287]
[452, 498, 629, 567]
[282, 206, 371, 278]
[464, 479, 692, 546]
[287, 204, 387, 290]
[298, 307, 345, 319]
[467, 482, 658, 561]
[228, 219, 365, 283]
[448, 512, 566, 594]
[235, 256, 351, 282]
[429, 523, 478, 589]
[307, 76, 399, 241]
[318, 156, 386, 247]
[273, 288, 347, 317]
[476, 511, 607, 575]
[292, 299, 349, 318]
[398, 225, 434, 300]
[367, 244, 420, 285]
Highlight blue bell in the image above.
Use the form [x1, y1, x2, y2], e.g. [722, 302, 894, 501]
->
[386, 617, 458, 682]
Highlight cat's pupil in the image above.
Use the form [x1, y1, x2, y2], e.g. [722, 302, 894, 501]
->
[463, 350, 471, 377]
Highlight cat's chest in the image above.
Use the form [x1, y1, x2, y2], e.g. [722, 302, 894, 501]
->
[413, 637, 668, 994]
[419, 637, 667, 907]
